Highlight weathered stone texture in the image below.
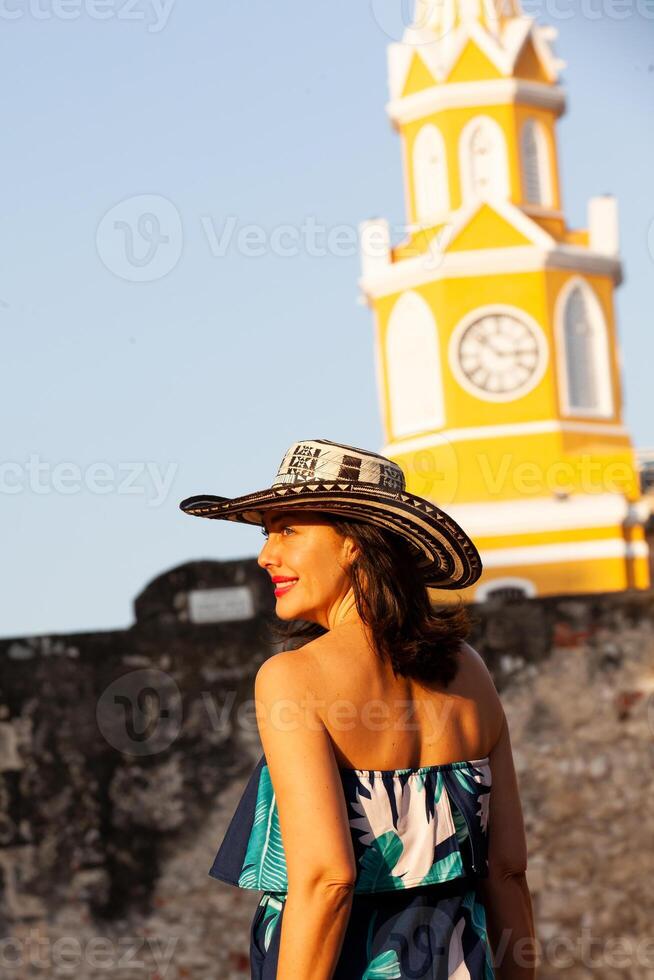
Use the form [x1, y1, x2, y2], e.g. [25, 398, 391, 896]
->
[0, 562, 652, 977]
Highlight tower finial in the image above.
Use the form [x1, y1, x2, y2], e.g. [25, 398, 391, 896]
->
[413, 0, 523, 40]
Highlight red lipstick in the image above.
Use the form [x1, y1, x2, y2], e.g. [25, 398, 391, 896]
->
[271, 576, 299, 597]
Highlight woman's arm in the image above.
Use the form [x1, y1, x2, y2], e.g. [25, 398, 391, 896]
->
[276, 879, 354, 979]
[254, 649, 357, 979]
[478, 711, 538, 980]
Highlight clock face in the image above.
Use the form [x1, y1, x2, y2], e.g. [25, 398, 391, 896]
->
[453, 313, 545, 400]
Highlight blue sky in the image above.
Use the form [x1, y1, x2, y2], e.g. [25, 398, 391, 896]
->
[1, 0, 653, 638]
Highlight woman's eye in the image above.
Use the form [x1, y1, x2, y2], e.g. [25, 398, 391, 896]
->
[260, 526, 293, 538]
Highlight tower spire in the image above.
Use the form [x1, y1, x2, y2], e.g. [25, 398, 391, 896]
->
[414, 0, 523, 40]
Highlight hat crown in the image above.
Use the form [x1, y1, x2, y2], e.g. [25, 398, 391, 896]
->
[271, 439, 406, 492]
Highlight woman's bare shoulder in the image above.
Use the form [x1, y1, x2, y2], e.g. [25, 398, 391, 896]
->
[459, 639, 495, 681]
[458, 641, 505, 751]
[270, 633, 341, 685]
[459, 639, 491, 672]
[290, 628, 381, 698]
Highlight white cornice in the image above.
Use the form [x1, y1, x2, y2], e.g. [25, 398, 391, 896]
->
[521, 203, 564, 220]
[477, 538, 649, 567]
[443, 493, 634, 536]
[358, 244, 623, 301]
[380, 420, 630, 456]
[386, 78, 566, 126]
[393, 204, 556, 246]
[544, 244, 623, 286]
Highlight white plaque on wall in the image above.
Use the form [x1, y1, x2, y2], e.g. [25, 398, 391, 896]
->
[188, 586, 255, 624]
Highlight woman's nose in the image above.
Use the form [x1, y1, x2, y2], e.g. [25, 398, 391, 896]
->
[257, 537, 277, 570]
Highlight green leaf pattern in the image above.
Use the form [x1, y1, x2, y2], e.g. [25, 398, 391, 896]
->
[261, 895, 284, 953]
[363, 948, 402, 978]
[238, 766, 287, 890]
[462, 889, 496, 979]
[233, 759, 491, 894]
[362, 910, 402, 979]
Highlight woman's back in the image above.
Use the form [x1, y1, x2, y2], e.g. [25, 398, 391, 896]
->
[297, 625, 537, 977]
[302, 624, 505, 770]
[208, 625, 533, 977]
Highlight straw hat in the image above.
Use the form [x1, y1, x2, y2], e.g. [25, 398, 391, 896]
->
[179, 438, 482, 590]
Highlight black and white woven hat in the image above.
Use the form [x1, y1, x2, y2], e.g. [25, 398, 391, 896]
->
[179, 438, 482, 590]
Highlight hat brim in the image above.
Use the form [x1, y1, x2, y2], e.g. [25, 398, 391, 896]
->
[179, 480, 482, 591]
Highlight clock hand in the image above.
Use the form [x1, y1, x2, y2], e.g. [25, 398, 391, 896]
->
[488, 346, 535, 357]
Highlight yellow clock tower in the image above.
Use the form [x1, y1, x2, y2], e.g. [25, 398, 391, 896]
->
[359, 0, 650, 600]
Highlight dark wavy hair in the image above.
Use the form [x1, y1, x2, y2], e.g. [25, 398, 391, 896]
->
[267, 514, 473, 686]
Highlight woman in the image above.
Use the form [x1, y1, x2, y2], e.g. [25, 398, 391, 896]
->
[180, 438, 536, 980]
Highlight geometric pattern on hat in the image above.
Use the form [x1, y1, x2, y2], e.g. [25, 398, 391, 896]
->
[179, 438, 482, 590]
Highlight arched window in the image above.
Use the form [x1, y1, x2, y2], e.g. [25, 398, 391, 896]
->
[386, 291, 445, 437]
[521, 119, 552, 207]
[557, 280, 614, 417]
[475, 577, 537, 602]
[413, 124, 449, 224]
[459, 115, 509, 203]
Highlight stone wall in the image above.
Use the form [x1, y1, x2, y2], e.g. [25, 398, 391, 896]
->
[0, 561, 652, 978]
[0, 559, 276, 977]
[468, 589, 654, 979]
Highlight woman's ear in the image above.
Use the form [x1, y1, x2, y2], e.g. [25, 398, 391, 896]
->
[342, 535, 360, 568]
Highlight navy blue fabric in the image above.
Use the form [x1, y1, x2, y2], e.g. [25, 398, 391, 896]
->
[209, 753, 496, 976]
[209, 753, 492, 893]
[250, 879, 494, 978]
[208, 756, 266, 886]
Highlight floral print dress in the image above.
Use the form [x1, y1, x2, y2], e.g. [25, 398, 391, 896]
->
[208, 754, 495, 979]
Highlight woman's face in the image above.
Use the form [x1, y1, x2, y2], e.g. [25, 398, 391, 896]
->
[256, 509, 360, 630]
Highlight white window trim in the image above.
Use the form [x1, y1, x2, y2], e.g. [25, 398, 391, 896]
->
[458, 114, 510, 205]
[386, 290, 446, 438]
[412, 123, 450, 225]
[554, 276, 615, 420]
